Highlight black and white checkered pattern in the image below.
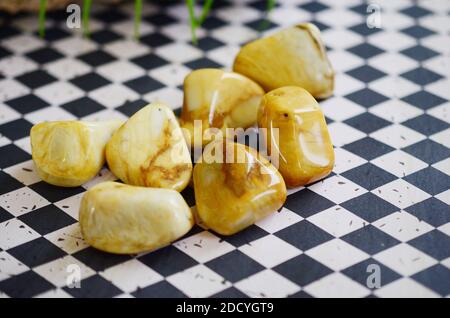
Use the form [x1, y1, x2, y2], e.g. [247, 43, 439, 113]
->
[0, 0, 449, 298]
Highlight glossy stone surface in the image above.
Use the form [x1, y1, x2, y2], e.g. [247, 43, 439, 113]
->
[233, 23, 334, 99]
[79, 181, 194, 254]
[194, 141, 287, 235]
[258, 86, 334, 188]
[30, 120, 122, 187]
[180, 68, 264, 147]
[106, 103, 192, 192]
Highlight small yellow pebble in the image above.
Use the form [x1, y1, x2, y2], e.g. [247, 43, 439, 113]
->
[106, 102, 192, 192]
[233, 23, 334, 99]
[258, 86, 335, 188]
[180, 68, 264, 147]
[30, 120, 122, 187]
[194, 141, 287, 235]
[79, 181, 194, 254]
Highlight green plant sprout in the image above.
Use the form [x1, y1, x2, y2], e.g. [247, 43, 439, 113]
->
[83, 0, 92, 37]
[38, 0, 47, 37]
[38, 0, 276, 44]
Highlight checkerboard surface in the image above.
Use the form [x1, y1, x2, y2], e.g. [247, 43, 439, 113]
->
[0, 0, 449, 298]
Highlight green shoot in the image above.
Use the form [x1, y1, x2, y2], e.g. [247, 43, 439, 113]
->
[38, 0, 47, 38]
[134, 0, 143, 40]
[83, 0, 92, 37]
[186, 0, 214, 45]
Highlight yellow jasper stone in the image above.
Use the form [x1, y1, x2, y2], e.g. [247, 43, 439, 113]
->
[194, 141, 287, 235]
[233, 23, 334, 99]
[30, 120, 122, 187]
[79, 182, 194, 254]
[258, 86, 334, 188]
[106, 103, 192, 192]
[180, 68, 264, 147]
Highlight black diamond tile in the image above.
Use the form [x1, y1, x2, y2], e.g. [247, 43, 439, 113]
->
[0, 144, 31, 169]
[349, 23, 382, 36]
[345, 112, 391, 134]
[18, 205, 76, 235]
[0, 46, 11, 59]
[274, 254, 333, 286]
[0, 25, 20, 39]
[63, 275, 122, 298]
[400, 5, 432, 18]
[404, 167, 450, 195]
[350, 3, 369, 15]
[61, 96, 106, 117]
[131, 53, 169, 70]
[29, 181, 85, 203]
[16, 70, 57, 89]
[401, 90, 447, 110]
[202, 16, 227, 29]
[77, 50, 116, 67]
[174, 106, 182, 117]
[342, 225, 400, 255]
[124, 76, 164, 94]
[0, 118, 33, 140]
[401, 25, 435, 39]
[409, 230, 450, 260]
[342, 258, 401, 289]
[144, 13, 177, 26]
[405, 198, 450, 227]
[403, 139, 450, 164]
[342, 163, 397, 191]
[211, 287, 249, 298]
[346, 65, 387, 83]
[206, 250, 264, 283]
[402, 114, 448, 136]
[288, 290, 313, 298]
[245, 18, 279, 32]
[178, 225, 205, 242]
[185, 57, 222, 69]
[180, 185, 196, 207]
[217, 225, 268, 247]
[341, 192, 399, 223]
[26, 47, 64, 64]
[275, 220, 333, 251]
[345, 88, 388, 108]
[0, 206, 14, 223]
[5, 94, 49, 114]
[0, 170, 24, 194]
[116, 99, 148, 116]
[138, 245, 197, 276]
[308, 20, 330, 32]
[196, 36, 225, 51]
[7, 237, 66, 267]
[90, 29, 122, 44]
[343, 137, 395, 161]
[401, 45, 439, 62]
[72, 247, 131, 272]
[412, 265, 450, 296]
[299, 1, 329, 13]
[94, 9, 128, 23]
[140, 32, 173, 47]
[249, 0, 280, 11]
[35, 27, 70, 42]
[132, 280, 186, 298]
[284, 189, 335, 218]
[70, 72, 111, 92]
[46, 9, 68, 21]
[347, 43, 385, 59]
[401, 67, 443, 86]
[0, 271, 53, 298]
